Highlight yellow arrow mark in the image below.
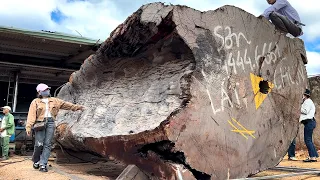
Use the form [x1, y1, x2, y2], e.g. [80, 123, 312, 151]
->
[250, 73, 274, 109]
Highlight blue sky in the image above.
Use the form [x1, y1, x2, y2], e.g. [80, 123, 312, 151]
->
[50, 9, 66, 23]
[0, 0, 319, 75]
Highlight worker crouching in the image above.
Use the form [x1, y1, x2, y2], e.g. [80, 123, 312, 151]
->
[26, 83, 84, 172]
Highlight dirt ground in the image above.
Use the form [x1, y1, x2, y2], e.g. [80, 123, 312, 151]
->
[0, 156, 126, 180]
[1, 150, 320, 180]
[253, 150, 320, 179]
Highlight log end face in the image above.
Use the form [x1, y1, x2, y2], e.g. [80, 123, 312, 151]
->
[56, 2, 309, 179]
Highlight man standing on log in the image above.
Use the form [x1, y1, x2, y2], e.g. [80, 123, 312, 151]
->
[300, 89, 318, 162]
[262, 0, 304, 37]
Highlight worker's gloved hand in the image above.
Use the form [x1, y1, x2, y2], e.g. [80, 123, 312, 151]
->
[26, 130, 31, 136]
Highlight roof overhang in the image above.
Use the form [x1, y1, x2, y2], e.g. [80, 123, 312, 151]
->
[0, 26, 102, 85]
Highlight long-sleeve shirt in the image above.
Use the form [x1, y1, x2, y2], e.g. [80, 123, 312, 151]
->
[26, 97, 82, 132]
[299, 98, 316, 122]
[0, 113, 15, 137]
[263, 0, 301, 24]
[0, 116, 8, 137]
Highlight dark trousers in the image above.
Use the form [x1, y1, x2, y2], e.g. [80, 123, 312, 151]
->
[303, 119, 319, 158]
[269, 12, 302, 37]
[288, 138, 296, 158]
[32, 118, 55, 166]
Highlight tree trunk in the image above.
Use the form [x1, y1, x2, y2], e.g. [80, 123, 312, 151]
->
[56, 3, 308, 179]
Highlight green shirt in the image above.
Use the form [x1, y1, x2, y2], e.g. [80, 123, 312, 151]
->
[1, 113, 15, 136]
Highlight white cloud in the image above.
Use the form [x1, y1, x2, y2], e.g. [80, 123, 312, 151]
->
[0, 0, 319, 75]
[0, 0, 122, 40]
[0, 0, 56, 31]
[55, 0, 122, 41]
[306, 51, 320, 76]
[0, 0, 319, 42]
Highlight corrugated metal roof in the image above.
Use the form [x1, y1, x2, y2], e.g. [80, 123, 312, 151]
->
[0, 25, 101, 65]
[0, 25, 100, 45]
[0, 25, 102, 84]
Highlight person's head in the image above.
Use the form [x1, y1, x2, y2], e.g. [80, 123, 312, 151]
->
[267, 0, 276, 5]
[36, 83, 51, 98]
[1, 106, 11, 115]
[303, 89, 311, 99]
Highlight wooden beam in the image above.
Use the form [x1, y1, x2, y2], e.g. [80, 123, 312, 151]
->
[0, 43, 70, 57]
[64, 49, 95, 64]
[0, 50, 62, 60]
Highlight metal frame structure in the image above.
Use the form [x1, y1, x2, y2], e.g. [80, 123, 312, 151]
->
[0, 25, 101, 155]
[0, 25, 101, 112]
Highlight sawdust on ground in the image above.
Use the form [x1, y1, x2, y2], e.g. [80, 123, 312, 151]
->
[254, 150, 320, 179]
[0, 156, 125, 180]
[2, 150, 320, 179]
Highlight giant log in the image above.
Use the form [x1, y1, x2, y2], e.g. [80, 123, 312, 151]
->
[55, 3, 308, 180]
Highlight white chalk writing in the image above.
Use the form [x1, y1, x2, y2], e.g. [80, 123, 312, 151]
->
[273, 66, 305, 89]
[214, 26, 251, 52]
[202, 25, 306, 116]
[222, 42, 283, 75]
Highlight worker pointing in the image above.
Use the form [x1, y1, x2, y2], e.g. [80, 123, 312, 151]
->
[26, 83, 84, 172]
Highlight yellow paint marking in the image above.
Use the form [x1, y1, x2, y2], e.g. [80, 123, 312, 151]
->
[250, 73, 274, 109]
[232, 118, 256, 139]
[231, 130, 255, 133]
[228, 118, 256, 139]
[228, 120, 248, 139]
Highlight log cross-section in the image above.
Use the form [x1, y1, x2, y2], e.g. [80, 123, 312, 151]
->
[56, 3, 308, 180]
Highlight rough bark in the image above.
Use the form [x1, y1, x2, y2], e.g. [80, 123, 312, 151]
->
[56, 3, 308, 179]
[310, 76, 320, 149]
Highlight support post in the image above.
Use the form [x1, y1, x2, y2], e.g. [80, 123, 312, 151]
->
[13, 72, 19, 112]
